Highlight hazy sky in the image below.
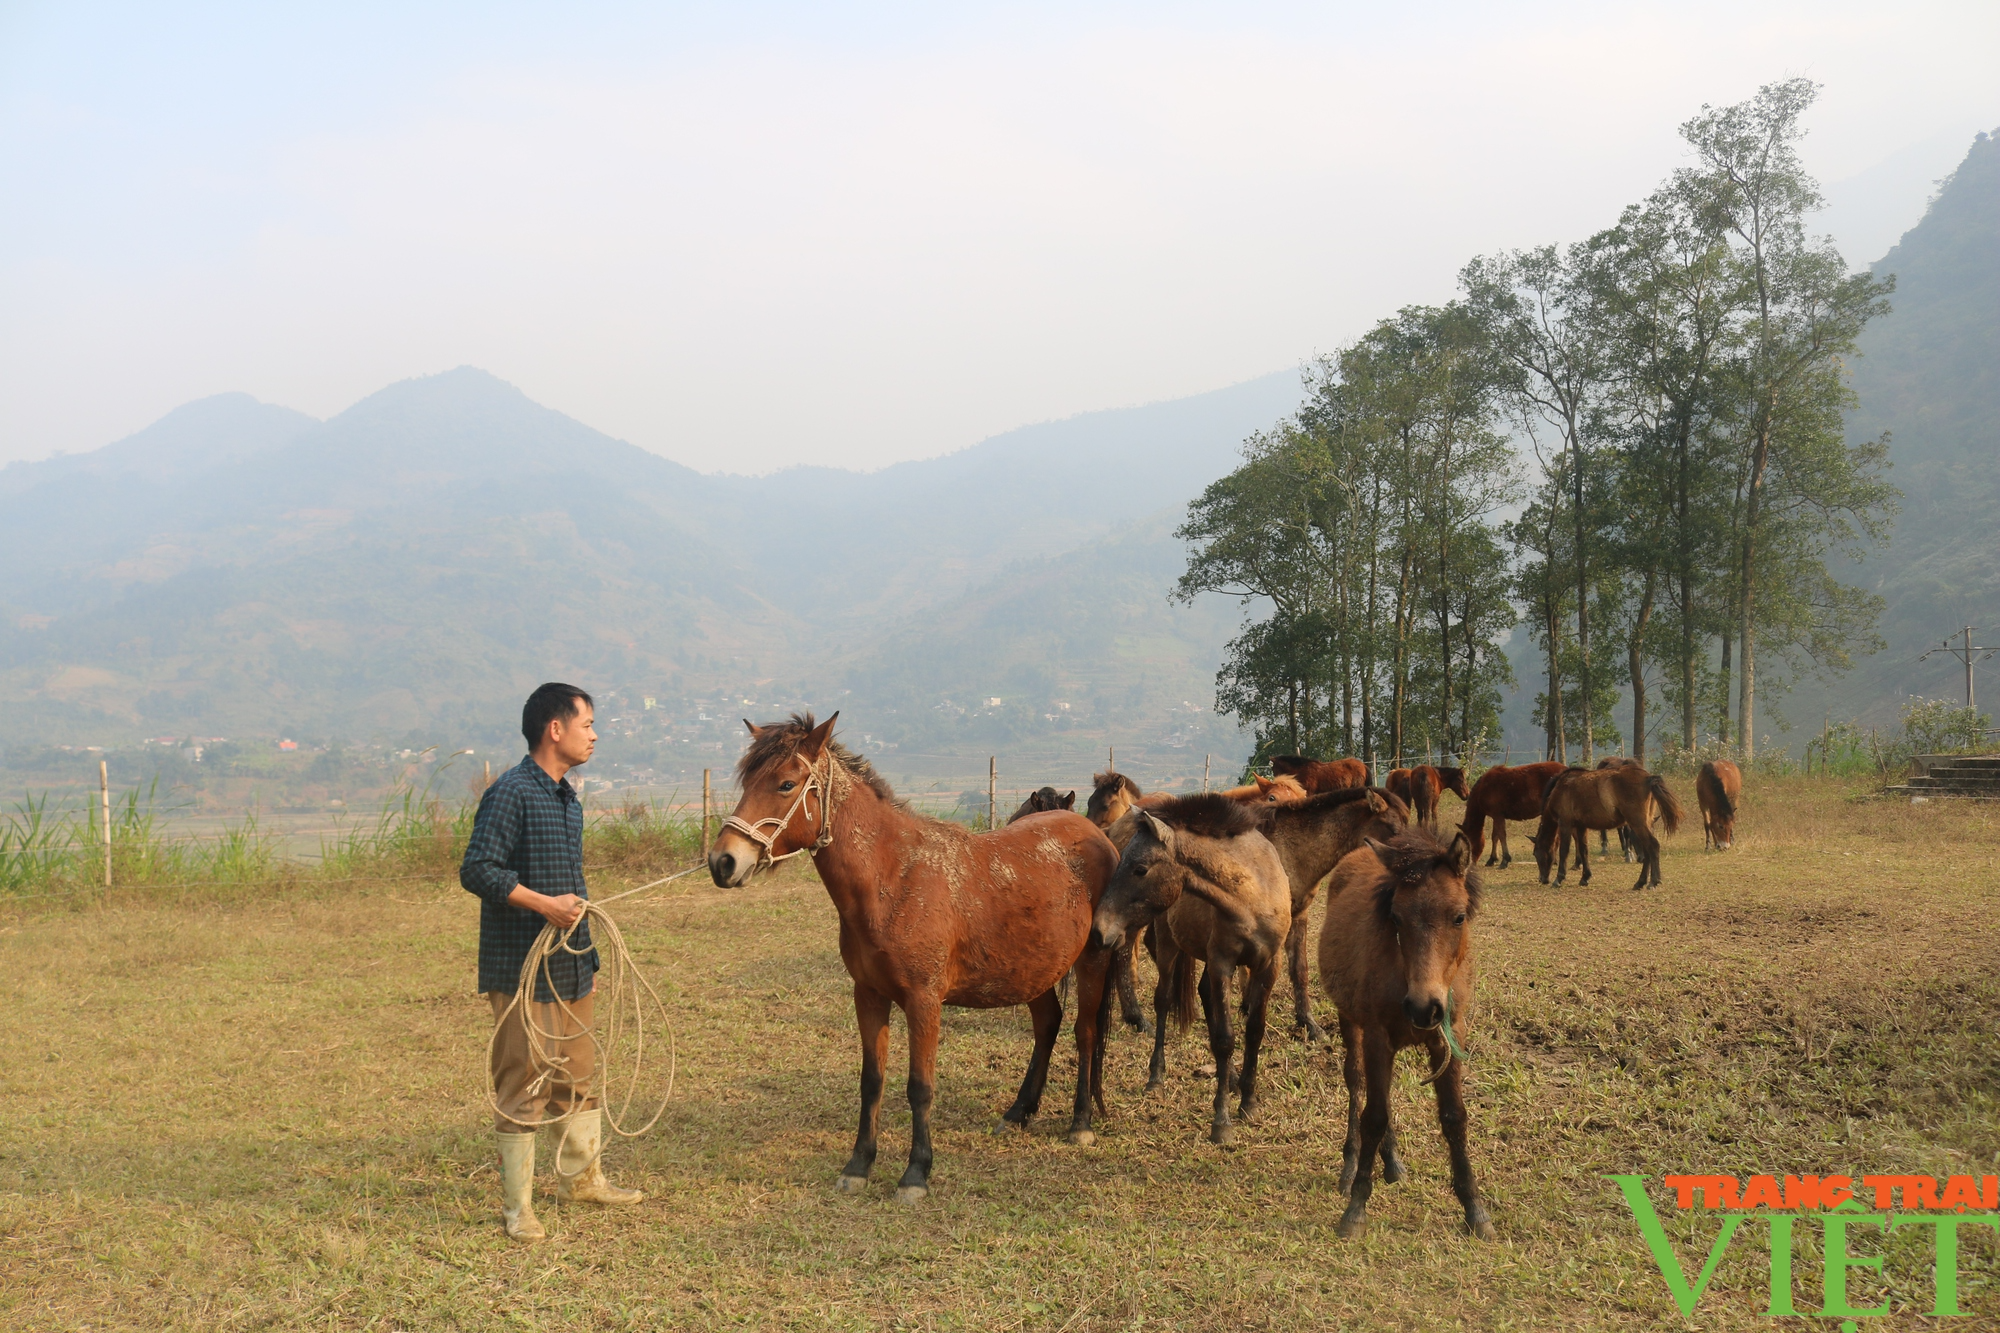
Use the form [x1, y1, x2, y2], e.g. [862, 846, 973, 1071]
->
[2, 1, 1995, 474]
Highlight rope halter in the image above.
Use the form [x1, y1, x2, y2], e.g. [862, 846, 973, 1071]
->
[718, 748, 840, 869]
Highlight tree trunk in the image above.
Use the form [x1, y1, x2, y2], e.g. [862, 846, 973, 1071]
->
[1573, 448, 1592, 763]
[1738, 408, 1773, 764]
[1629, 569, 1656, 765]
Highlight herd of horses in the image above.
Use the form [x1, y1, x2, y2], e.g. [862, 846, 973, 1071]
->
[706, 712, 1741, 1239]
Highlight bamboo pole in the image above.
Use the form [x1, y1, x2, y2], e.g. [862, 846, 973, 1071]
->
[702, 769, 711, 859]
[100, 759, 111, 888]
[988, 757, 996, 831]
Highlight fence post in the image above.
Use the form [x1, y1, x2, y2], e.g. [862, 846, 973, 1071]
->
[1203, 754, 1210, 793]
[100, 759, 111, 888]
[702, 769, 711, 860]
[988, 757, 996, 831]
[1108, 745, 1114, 770]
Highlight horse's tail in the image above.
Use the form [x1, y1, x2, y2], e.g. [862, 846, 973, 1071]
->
[1165, 946, 1199, 1033]
[1647, 773, 1684, 834]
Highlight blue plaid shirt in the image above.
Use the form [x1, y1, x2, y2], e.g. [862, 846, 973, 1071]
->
[461, 756, 597, 1002]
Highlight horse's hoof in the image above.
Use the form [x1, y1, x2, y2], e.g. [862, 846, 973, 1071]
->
[991, 1118, 1025, 1136]
[1067, 1130, 1096, 1147]
[895, 1185, 928, 1205]
[1209, 1123, 1234, 1148]
[1194, 1062, 1217, 1080]
[1144, 1077, 1165, 1094]
[1336, 1206, 1367, 1238]
[835, 1174, 868, 1195]
[1382, 1157, 1406, 1184]
[1466, 1202, 1495, 1240]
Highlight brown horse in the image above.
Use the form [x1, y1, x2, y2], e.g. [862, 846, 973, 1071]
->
[1458, 761, 1567, 867]
[1386, 767, 1446, 828]
[1318, 828, 1493, 1239]
[1254, 787, 1409, 1042]
[1697, 759, 1741, 849]
[1008, 786, 1075, 823]
[1534, 764, 1683, 890]
[1093, 794, 1291, 1146]
[1271, 754, 1368, 793]
[709, 714, 1117, 1200]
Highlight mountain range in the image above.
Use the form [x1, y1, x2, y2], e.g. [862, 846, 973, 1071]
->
[3, 127, 1993, 783]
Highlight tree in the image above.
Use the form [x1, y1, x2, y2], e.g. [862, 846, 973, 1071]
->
[1676, 78, 1896, 758]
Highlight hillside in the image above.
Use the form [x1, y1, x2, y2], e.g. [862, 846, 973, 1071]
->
[0, 367, 1296, 785]
[1790, 127, 2000, 730]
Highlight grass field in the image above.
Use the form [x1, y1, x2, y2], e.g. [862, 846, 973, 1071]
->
[3, 775, 1996, 1330]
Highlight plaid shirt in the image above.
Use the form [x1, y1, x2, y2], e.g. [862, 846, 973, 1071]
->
[460, 755, 597, 1002]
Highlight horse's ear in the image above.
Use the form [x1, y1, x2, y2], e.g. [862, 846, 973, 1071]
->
[1445, 831, 1473, 877]
[802, 711, 839, 760]
[1060, 791, 1076, 810]
[1363, 836, 1394, 867]
[1143, 812, 1172, 845]
[1365, 789, 1388, 814]
[743, 719, 761, 738]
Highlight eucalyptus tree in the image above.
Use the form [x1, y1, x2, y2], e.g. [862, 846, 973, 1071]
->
[1675, 78, 1896, 758]
[1462, 245, 1612, 759]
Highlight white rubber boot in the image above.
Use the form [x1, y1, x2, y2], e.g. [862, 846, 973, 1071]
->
[554, 1108, 644, 1206]
[497, 1131, 545, 1241]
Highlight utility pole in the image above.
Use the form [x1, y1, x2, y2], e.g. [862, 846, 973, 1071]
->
[988, 757, 997, 831]
[1918, 626, 1996, 709]
[1202, 754, 1211, 793]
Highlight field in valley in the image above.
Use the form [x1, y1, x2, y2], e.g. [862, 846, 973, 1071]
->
[2, 775, 1996, 1330]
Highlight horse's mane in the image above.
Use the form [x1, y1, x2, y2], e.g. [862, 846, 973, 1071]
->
[1368, 828, 1482, 921]
[737, 713, 900, 804]
[1149, 791, 1264, 840]
[1268, 754, 1316, 775]
[1091, 769, 1142, 801]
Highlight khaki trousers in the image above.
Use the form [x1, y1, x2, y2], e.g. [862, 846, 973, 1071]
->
[488, 989, 597, 1133]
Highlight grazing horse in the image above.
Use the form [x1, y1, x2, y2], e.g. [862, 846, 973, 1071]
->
[1008, 786, 1076, 823]
[709, 713, 1117, 1201]
[1697, 760, 1741, 849]
[1254, 788, 1409, 1043]
[1318, 828, 1494, 1239]
[1271, 754, 1369, 793]
[1218, 774, 1310, 804]
[1458, 761, 1567, 867]
[1093, 795, 1291, 1147]
[1535, 764, 1683, 890]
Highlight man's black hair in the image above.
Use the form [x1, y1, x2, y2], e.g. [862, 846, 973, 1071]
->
[522, 682, 593, 749]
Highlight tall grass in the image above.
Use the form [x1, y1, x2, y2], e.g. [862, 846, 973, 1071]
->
[0, 781, 275, 895]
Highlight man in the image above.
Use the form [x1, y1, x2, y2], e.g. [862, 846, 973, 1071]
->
[461, 681, 643, 1242]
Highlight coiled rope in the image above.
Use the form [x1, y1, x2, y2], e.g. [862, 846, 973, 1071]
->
[484, 864, 706, 1167]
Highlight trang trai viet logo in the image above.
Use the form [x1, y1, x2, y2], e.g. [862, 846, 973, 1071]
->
[1609, 1173, 2000, 1327]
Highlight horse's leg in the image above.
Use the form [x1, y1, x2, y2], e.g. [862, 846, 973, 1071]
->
[1145, 930, 1178, 1091]
[1237, 958, 1276, 1121]
[1429, 1034, 1494, 1239]
[1639, 825, 1663, 890]
[1288, 908, 1323, 1042]
[1553, 824, 1569, 886]
[837, 985, 892, 1193]
[1574, 823, 1593, 886]
[1116, 938, 1151, 1036]
[1338, 1016, 1365, 1192]
[1336, 1027, 1396, 1237]
[1201, 959, 1238, 1147]
[894, 996, 941, 1203]
[1066, 944, 1111, 1145]
[996, 987, 1062, 1132]
[1494, 817, 1511, 869]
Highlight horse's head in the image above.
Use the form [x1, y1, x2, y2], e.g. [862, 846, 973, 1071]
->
[1357, 787, 1407, 843]
[1532, 815, 1557, 883]
[1085, 770, 1140, 829]
[1253, 774, 1308, 804]
[1366, 829, 1479, 1032]
[1092, 812, 1182, 951]
[1008, 785, 1076, 824]
[709, 712, 840, 888]
[1436, 766, 1472, 801]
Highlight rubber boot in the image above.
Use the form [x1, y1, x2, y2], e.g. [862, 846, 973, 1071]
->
[497, 1131, 545, 1242]
[554, 1108, 644, 1206]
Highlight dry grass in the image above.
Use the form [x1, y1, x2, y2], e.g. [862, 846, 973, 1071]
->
[1, 775, 1996, 1330]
